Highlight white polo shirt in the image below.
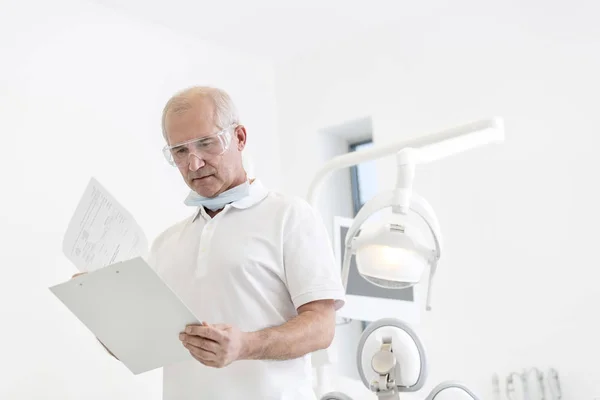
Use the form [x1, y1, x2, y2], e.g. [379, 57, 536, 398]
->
[148, 179, 345, 400]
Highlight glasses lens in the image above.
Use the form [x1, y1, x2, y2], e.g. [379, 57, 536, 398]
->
[164, 134, 227, 166]
[192, 136, 226, 156]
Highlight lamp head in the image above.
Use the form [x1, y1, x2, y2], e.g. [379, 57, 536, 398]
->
[341, 189, 442, 310]
[353, 218, 433, 289]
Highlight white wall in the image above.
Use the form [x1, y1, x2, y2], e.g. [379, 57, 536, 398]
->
[0, 0, 280, 398]
[275, 3, 600, 398]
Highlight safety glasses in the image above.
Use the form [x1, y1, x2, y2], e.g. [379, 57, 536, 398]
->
[162, 125, 235, 167]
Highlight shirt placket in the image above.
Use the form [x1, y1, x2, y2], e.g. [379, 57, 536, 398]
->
[195, 206, 228, 278]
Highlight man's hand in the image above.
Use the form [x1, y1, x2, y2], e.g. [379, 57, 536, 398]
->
[180, 323, 246, 368]
[180, 300, 336, 366]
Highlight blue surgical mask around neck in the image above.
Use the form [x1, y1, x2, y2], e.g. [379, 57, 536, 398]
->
[184, 180, 250, 211]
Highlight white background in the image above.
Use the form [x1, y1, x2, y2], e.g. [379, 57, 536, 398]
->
[2, 0, 600, 398]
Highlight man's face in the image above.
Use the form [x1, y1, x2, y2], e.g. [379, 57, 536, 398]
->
[164, 98, 246, 198]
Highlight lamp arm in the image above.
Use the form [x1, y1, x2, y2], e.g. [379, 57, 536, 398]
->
[307, 118, 503, 208]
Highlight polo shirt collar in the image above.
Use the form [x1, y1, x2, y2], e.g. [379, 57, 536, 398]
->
[192, 179, 269, 221]
[230, 179, 269, 209]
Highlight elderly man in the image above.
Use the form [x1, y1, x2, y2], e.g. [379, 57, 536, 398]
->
[149, 86, 345, 399]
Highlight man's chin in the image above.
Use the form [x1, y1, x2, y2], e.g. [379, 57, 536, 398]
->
[190, 177, 216, 197]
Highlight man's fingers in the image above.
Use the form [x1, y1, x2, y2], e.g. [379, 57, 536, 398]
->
[185, 324, 226, 343]
[190, 353, 219, 368]
[211, 323, 231, 330]
[185, 342, 216, 362]
[71, 272, 87, 279]
[180, 334, 219, 354]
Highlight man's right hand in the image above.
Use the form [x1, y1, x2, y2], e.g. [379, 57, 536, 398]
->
[71, 272, 87, 279]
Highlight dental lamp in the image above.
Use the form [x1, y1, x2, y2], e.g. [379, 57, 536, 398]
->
[307, 117, 504, 399]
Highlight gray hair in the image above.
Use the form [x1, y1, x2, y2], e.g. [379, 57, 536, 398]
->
[161, 86, 240, 143]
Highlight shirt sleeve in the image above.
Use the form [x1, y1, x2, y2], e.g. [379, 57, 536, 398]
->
[283, 199, 346, 311]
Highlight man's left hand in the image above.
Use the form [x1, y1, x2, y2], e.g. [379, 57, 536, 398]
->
[179, 323, 246, 368]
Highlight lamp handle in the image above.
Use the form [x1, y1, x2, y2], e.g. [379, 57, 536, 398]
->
[408, 193, 443, 311]
[425, 261, 437, 311]
[341, 244, 353, 290]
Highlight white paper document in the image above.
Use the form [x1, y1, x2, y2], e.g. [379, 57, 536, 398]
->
[52, 177, 200, 375]
[62, 177, 149, 272]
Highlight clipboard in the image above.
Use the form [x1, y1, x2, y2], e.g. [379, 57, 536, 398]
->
[50, 257, 201, 374]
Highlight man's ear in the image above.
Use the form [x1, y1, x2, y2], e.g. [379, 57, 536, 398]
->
[235, 125, 247, 150]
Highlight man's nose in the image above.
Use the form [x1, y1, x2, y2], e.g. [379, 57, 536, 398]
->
[188, 153, 205, 171]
